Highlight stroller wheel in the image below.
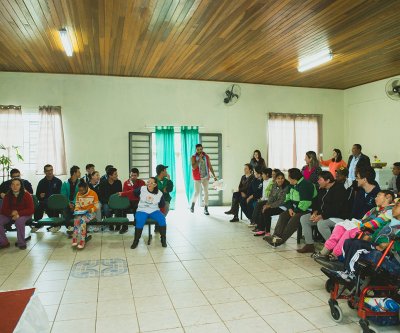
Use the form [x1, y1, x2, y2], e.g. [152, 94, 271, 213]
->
[329, 303, 343, 323]
[359, 319, 378, 333]
[325, 278, 334, 293]
[347, 299, 356, 309]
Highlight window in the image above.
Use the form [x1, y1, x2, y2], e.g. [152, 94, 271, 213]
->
[22, 110, 40, 171]
[267, 113, 322, 169]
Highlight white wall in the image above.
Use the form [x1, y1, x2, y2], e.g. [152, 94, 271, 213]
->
[344, 76, 400, 166]
[0, 72, 344, 204]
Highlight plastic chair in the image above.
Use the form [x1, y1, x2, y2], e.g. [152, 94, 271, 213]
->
[35, 194, 69, 227]
[102, 194, 130, 224]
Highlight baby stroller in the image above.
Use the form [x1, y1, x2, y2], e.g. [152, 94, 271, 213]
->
[321, 233, 400, 333]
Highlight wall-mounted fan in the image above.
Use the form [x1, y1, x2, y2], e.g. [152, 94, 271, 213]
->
[385, 78, 400, 101]
[224, 84, 241, 105]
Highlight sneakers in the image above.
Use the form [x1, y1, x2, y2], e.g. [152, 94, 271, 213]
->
[224, 210, 233, 215]
[77, 241, 85, 249]
[334, 270, 355, 283]
[49, 226, 61, 233]
[266, 235, 283, 247]
[230, 217, 239, 222]
[311, 251, 328, 259]
[247, 222, 256, 228]
[190, 203, 195, 213]
[254, 230, 265, 237]
[72, 238, 78, 247]
[119, 225, 128, 234]
[204, 206, 210, 215]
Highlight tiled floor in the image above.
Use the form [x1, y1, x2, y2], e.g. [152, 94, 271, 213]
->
[0, 207, 398, 333]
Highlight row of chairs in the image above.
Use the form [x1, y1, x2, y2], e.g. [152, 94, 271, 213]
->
[6, 194, 157, 245]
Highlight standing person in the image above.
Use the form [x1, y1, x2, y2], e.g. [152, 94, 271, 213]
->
[83, 164, 95, 183]
[301, 151, 322, 185]
[72, 179, 99, 249]
[131, 177, 167, 249]
[34, 164, 62, 224]
[0, 168, 33, 199]
[319, 149, 347, 178]
[388, 162, 400, 196]
[54, 166, 80, 234]
[0, 179, 34, 250]
[347, 144, 371, 182]
[265, 168, 316, 247]
[225, 164, 254, 222]
[190, 144, 217, 215]
[119, 168, 145, 234]
[297, 171, 348, 253]
[249, 150, 266, 170]
[99, 167, 122, 231]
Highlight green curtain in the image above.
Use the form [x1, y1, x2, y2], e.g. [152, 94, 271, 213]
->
[180, 126, 199, 204]
[155, 126, 176, 209]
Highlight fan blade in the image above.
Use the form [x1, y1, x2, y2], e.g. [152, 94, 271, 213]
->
[392, 80, 400, 88]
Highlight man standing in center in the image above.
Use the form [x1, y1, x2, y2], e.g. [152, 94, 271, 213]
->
[190, 143, 217, 215]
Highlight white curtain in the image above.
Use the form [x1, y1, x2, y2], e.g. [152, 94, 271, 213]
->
[268, 113, 321, 169]
[0, 105, 23, 148]
[36, 106, 67, 175]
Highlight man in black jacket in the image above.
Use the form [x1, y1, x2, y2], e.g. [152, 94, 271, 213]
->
[347, 144, 370, 182]
[297, 171, 348, 253]
[0, 168, 33, 199]
[34, 164, 62, 221]
[99, 167, 122, 231]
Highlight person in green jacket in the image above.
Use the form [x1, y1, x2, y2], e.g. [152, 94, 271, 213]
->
[155, 164, 174, 232]
[265, 168, 316, 247]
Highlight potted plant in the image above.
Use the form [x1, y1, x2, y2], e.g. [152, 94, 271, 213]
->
[0, 144, 24, 183]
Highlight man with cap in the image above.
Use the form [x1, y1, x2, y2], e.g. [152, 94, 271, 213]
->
[190, 143, 217, 215]
[155, 164, 174, 232]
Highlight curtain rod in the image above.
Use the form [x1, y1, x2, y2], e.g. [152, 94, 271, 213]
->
[145, 125, 204, 129]
[268, 112, 322, 117]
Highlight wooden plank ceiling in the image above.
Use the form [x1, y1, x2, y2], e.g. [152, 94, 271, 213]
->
[0, 0, 399, 89]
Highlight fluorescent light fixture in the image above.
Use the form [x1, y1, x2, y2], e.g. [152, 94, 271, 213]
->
[59, 28, 73, 57]
[298, 49, 332, 72]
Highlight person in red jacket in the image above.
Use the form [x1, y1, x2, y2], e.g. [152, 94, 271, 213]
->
[119, 168, 145, 234]
[0, 178, 34, 250]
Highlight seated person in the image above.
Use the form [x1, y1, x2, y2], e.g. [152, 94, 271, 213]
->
[34, 164, 62, 221]
[155, 165, 174, 216]
[0, 179, 34, 250]
[301, 151, 322, 185]
[72, 179, 99, 249]
[298, 171, 348, 253]
[334, 199, 400, 282]
[319, 149, 347, 178]
[99, 167, 122, 231]
[83, 163, 95, 183]
[250, 167, 273, 228]
[131, 177, 167, 249]
[88, 171, 101, 222]
[388, 162, 400, 196]
[265, 168, 316, 247]
[119, 168, 145, 234]
[100, 165, 113, 182]
[352, 166, 380, 219]
[253, 172, 289, 237]
[225, 164, 254, 222]
[313, 190, 394, 260]
[58, 166, 81, 233]
[334, 167, 355, 219]
[241, 166, 263, 221]
[0, 168, 33, 200]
